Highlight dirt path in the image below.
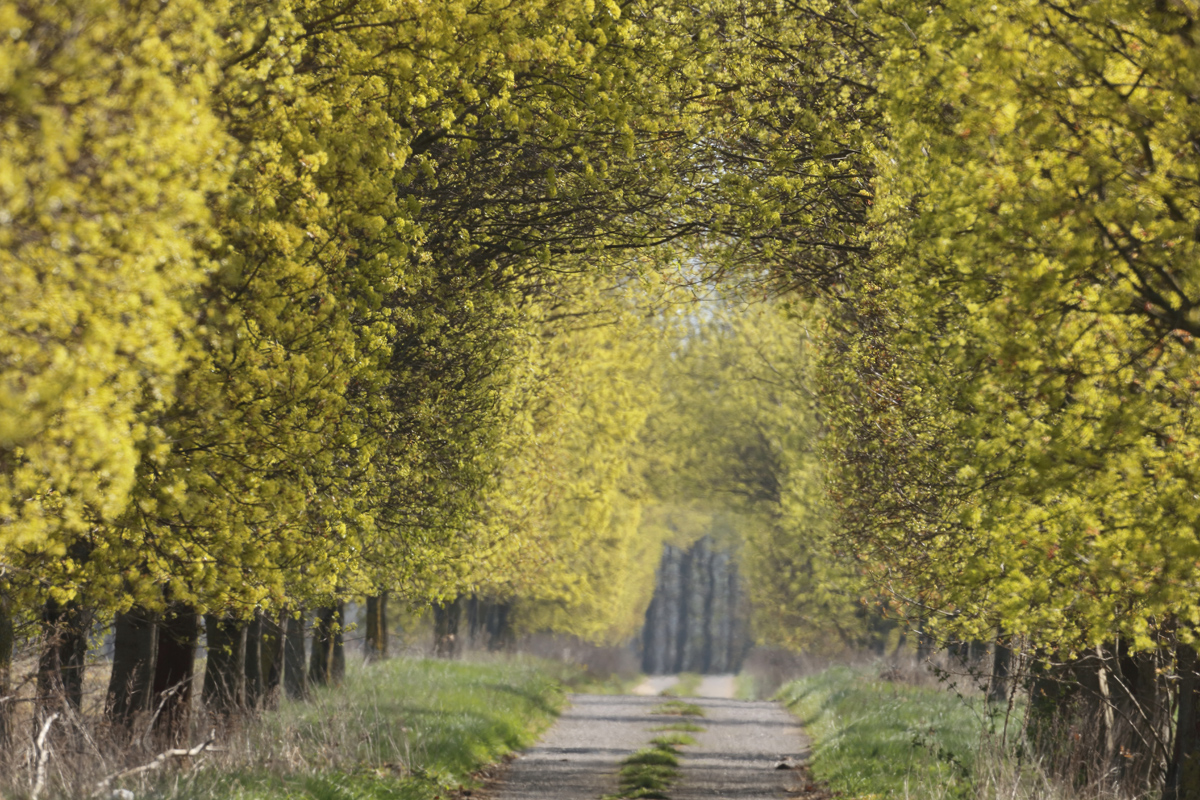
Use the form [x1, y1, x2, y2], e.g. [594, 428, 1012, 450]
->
[632, 675, 680, 695]
[489, 693, 809, 800]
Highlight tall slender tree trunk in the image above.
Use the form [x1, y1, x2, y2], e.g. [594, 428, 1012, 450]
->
[106, 607, 159, 729]
[0, 589, 13, 748]
[152, 603, 198, 742]
[309, 605, 344, 687]
[283, 609, 307, 699]
[486, 602, 513, 652]
[260, 613, 286, 707]
[989, 636, 1012, 704]
[1167, 643, 1200, 800]
[244, 612, 264, 709]
[202, 615, 247, 716]
[365, 594, 388, 662]
[433, 598, 462, 659]
[1123, 646, 1172, 791]
[36, 597, 90, 726]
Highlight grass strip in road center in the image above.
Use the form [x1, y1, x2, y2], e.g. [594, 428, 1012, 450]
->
[649, 721, 705, 733]
[604, 740, 687, 800]
[603, 703, 706, 799]
[649, 700, 704, 717]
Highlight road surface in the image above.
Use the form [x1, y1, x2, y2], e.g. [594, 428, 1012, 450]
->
[488, 689, 810, 800]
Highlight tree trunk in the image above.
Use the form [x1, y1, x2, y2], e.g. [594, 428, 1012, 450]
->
[260, 613, 285, 707]
[244, 613, 264, 709]
[1120, 645, 1172, 792]
[365, 594, 388, 662]
[36, 597, 90, 726]
[309, 605, 343, 687]
[203, 615, 247, 716]
[106, 607, 159, 729]
[433, 598, 462, 659]
[1167, 642, 1200, 800]
[332, 602, 345, 684]
[0, 589, 13, 748]
[152, 604, 198, 741]
[486, 602, 514, 652]
[283, 609, 307, 699]
[989, 636, 1012, 704]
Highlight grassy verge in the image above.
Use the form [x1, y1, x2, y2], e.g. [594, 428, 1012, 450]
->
[778, 667, 986, 800]
[150, 657, 564, 800]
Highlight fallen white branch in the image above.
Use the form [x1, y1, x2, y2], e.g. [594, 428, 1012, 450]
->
[31, 712, 59, 800]
[94, 733, 216, 795]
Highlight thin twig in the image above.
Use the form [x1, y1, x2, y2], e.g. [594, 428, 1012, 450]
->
[93, 732, 216, 795]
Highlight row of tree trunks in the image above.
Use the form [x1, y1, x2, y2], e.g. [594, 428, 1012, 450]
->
[103, 605, 308, 737]
[432, 596, 514, 658]
[641, 537, 750, 675]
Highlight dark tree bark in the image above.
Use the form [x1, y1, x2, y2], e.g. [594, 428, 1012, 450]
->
[283, 610, 307, 699]
[1120, 646, 1172, 791]
[433, 597, 463, 659]
[260, 613, 285, 706]
[365, 594, 388, 662]
[202, 615, 247, 716]
[309, 605, 344, 687]
[244, 612, 264, 709]
[152, 604, 198, 741]
[1167, 643, 1200, 800]
[988, 636, 1012, 704]
[106, 607, 159, 729]
[36, 597, 90, 725]
[0, 589, 13, 748]
[485, 601, 514, 652]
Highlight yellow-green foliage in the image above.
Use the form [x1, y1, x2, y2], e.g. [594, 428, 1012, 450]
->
[821, 0, 1200, 651]
[649, 296, 873, 651]
[0, 0, 228, 581]
[471, 270, 684, 643]
[0, 0, 888, 641]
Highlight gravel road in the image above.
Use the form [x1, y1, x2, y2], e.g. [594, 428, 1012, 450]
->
[488, 692, 809, 800]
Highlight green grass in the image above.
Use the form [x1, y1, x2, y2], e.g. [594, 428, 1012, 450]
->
[778, 667, 986, 800]
[649, 721, 705, 732]
[659, 672, 702, 697]
[604, 742, 684, 800]
[649, 700, 704, 717]
[154, 657, 564, 800]
[649, 732, 696, 747]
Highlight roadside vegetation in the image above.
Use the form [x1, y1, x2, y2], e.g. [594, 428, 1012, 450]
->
[3, 657, 562, 800]
[780, 667, 985, 800]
